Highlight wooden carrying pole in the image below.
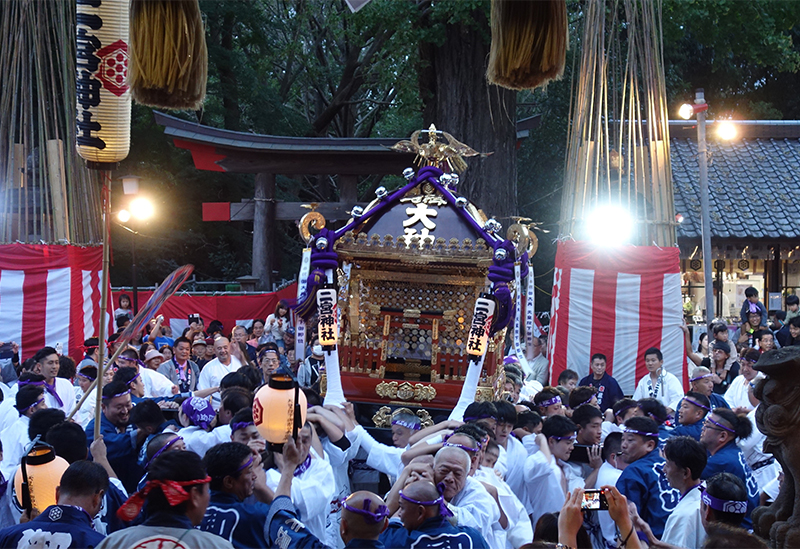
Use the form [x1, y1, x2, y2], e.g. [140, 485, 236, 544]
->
[94, 172, 112, 440]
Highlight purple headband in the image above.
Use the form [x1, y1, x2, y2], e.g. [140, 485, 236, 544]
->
[624, 427, 659, 438]
[341, 497, 390, 524]
[144, 435, 183, 469]
[181, 397, 216, 430]
[443, 433, 482, 451]
[127, 372, 141, 386]
[17, 397, 44, 414]
[392, 419, 421, 431]
[231, 421, 254, 434]
[573, 395, 595, 409]
[399, 483, 453, 518]
[538, 396, 561, 408]
[18, 380, 44, 387]
[701, 489, 747, 514]
[102, 388, 131, 400]
[77, 371, 96, 382]
[705, 416, 735, 434]
[614, 404, 636, 418]
[463, 415, 497, 422]
[235, 455, 254, 474]
[690, 373, 713, 382]
[684, 397, 711, 412]
[552, 434, 576, 441]
[503, 356, 520, 365]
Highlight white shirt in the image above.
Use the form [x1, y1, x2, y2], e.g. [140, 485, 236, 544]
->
[0, 415, 30, 481]
[475, 466, 533, 549]
[451, 476, 501, 544]
[596, 461, 623, 548]
[43, 377, 75, 416]
[0, 385, 20, 434]
[601, 420, 622, 442]
[322, 437, 359, 549]
[725, 374, 759, 410]
[522, 449, 584, 528]
[500, 435, 529, 502]
[633, 371, 684, 409]
[661, 486, 706, 548]
[139, 367, 177, 398]
[178, 425, 222, 458]
[197, 356, 242, 392]
[349, 425, 405, 481]
[74, 388, 96, 429]
[266, 454, 335, 546]
[739, 407, 781, 492]
[197, 356, 242, 408]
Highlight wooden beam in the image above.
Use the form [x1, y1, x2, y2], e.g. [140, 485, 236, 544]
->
[252, 173, 276, 291]
[216, 151, 413, 175]
[231, 201, 368, 222]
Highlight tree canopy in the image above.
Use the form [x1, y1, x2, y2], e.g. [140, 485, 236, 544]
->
[111, 0, 800, 306]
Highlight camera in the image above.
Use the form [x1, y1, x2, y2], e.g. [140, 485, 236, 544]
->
[581, 489, 608, 510]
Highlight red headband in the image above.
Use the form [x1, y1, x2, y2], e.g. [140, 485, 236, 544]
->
[117, 476, 211, 521]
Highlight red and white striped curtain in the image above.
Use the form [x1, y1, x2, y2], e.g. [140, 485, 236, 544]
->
[0, 244, 108, 360]
[548, 240, 686, 395]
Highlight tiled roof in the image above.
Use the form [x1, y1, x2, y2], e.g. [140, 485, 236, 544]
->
[671, 121, 800, 240]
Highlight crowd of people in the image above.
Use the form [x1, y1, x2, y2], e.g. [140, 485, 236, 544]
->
[0, 288, 789, 548]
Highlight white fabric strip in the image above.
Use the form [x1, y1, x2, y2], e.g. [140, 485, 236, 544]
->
[45, 268, 71, 349]
[0, 270, 24, 353]
[612, 273, 641, 395]
[660, 272, 685, 382]
[565, 268, 594, 375]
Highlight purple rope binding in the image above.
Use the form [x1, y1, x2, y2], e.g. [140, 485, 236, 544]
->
[341, 497, 390, 523]
[293, 227, 340, 320]
[488, 239, 517, 334]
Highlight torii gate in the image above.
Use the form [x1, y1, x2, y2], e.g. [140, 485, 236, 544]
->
[155, 112, 541, 290]
[155, 111, 416, 290]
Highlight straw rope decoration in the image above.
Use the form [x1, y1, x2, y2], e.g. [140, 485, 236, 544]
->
[128, 0, 208, 110]
[558, 0, 675, 248]
[486, 0, 568, 90]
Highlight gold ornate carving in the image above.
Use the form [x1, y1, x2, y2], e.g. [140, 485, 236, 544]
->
[375, 381, 437, 402]
[319, 373, 327, 396]
[474, 386, 494, 402]
[372, 406, 393, 428]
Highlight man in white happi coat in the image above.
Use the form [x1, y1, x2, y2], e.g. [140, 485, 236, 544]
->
[34, 346, 74, 415]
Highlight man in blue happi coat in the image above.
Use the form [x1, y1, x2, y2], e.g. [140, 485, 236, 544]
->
[380, 480, 488, 548]
[86, 381, 148, 493]
[616, 417, 680, 538]
[0, 461, 107, 548]
[699, 408, 760, 528]
[669, 391, 710, 441]
[201, 442, 273, 548]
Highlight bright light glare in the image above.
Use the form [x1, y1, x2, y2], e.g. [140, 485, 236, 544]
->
[678, 103, 694, 120]
[129, 197, 154, 220]
[586, 205, 634, 247]
[117, 210, 131, 223]
[717, 121, 737, 140]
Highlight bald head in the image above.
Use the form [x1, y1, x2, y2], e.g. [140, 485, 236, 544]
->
[340, 491, 388, 543]
[399, 481, 443, 531]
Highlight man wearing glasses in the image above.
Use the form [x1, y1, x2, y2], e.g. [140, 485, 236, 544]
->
[698, 408, 760, 527]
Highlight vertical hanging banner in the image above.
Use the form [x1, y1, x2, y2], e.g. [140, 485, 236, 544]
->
[294, 248, 312, 358]
[318, 280, 345, 406]
[548, 240, 685, 395]
[76, 0, 131, 166]
[512, 262, 531, 376]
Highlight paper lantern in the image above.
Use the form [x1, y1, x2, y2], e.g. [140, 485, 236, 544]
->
[253, 375, 307, 449]
[316, 284, 339, 348]
[467, 293, 496, 361]
[76, 0, 131, 167]
[13, 444, 70, 512]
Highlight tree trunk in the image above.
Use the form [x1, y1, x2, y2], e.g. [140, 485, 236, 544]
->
[219, 11, 240, 131]
[419, 10, 518, 222]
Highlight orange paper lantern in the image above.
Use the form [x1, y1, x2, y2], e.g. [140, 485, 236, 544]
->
[253, 375, 307, 448]
[13, 444, 70, 512]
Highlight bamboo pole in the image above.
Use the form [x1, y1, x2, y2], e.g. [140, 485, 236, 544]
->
[93, 172, 112, 440]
